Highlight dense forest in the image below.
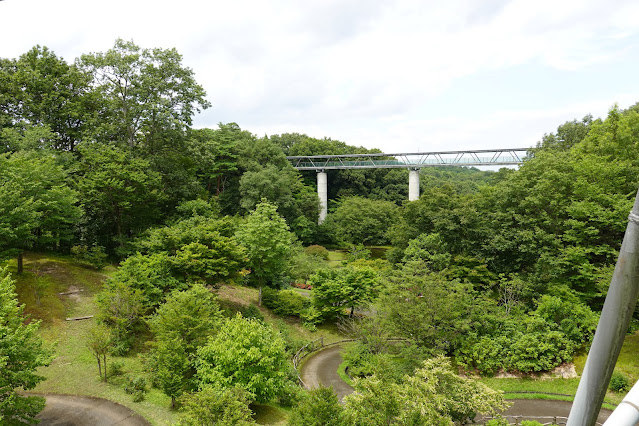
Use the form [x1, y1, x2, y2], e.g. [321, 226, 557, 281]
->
[2, 40, 639, 425]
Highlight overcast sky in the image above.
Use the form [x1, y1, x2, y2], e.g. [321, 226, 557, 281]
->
[2, 0, 639, 153]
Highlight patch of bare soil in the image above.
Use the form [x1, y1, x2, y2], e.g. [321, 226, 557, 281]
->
[494, 363, 578, 379]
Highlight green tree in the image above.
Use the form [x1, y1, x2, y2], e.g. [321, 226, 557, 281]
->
[177, 385, 256, 426]
[288, 386, 344, 426]
[377, 262, 474, 353]
[188, 125, 240, 195]
[0, 45, 95, 152]
[343, 356, 508, 425]
[78, 38, 209, 150]
[0, 268, 53, 424]
[95, 280, 146, 354]
[236, 200, 293, 293]
[324, 196, 398, 245]
[310, 266, 379, 319]
[110, 252, 183, 309]
[196, 314, 288, 403]
[0, 151, 81, 273]
[76, 143, 165, 251]
[86, 323, 113, 382]
[148, 284, 223, 356]
[151, 338, 189, 409]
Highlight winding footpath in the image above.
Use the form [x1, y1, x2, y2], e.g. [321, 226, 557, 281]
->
[300, 345, 354, 401]
[34, 394, 150, 426]
[300, 345, 614, 424]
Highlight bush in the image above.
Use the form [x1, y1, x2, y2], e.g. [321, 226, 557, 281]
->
[70, 244, 108, 269]
[109, 360, 125, 377]
[124, 376, 148, 402]
[262, 288, 308, 317]
[609, 371, 630, 392]
[304, 245, 329, 260]
[484, 419, 509, 426]
[240, 304, 264, 321]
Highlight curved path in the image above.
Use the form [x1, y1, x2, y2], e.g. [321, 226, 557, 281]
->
[35, 394, 150, 426]
[300, 346, 614, 423]
[300, 345, 354, 401]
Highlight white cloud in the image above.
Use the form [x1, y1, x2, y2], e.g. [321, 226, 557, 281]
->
[1, 0, 639, 154]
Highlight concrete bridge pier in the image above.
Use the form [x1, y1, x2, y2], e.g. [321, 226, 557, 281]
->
[317, 170, 328, 224]
[408, 169, 420, 201]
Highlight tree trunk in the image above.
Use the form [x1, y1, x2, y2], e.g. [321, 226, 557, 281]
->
[350, 306, 354, 317]
[171, 396, 176, 410]
[17, 252, 23, 275]
[96, 355, 102, 380]
[103, 354, 108, 382]
[258, 286, 263, 306]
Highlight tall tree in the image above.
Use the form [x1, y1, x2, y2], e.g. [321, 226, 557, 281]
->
[0, 46, 94, 152]
[78, 38, 210, 151]
[0, 268, 53, 424]
[76, 143, 165, 251]
[310, 266, 379, 319]
[235, 200, 293, 296]
[196, 314, 288, 403]
[0, 151, 81, 273]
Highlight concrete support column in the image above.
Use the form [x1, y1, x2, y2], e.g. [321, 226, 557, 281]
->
[408, 169, 420, 201]
[317, 170, 328, 224]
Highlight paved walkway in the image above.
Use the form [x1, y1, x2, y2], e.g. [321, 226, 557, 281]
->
[300, 345, 354, 401]
[35, 394, 149, 426]
[300, 346, 616, 424]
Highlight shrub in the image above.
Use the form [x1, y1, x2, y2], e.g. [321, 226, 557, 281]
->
[262, 288, 308, 317]
[304, 245, 329, 260]
[124, 376, 148, 402]
[609, 371, 630, 392]
[240, 304, 264, 321]
[71, 244, 108, 269]
[109, 360, 125, 377]
[484, 419, 509, 426]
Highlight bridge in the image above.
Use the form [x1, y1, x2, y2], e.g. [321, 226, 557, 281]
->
[287, 148, 530, 223]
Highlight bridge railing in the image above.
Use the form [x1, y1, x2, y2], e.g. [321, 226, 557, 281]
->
[287, 148, 530, 170]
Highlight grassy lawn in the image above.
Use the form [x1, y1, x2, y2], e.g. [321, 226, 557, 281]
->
[5, 253, 345, 425]
[327, 250, 347, 268]
[5, 253, 179, 425]
[479, 331, 639, 409]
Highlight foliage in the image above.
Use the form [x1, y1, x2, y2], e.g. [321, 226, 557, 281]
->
[95, 280, 146, 354]
[78, 38, 209, 149]
[0, 268, 52, 424]
[262, 288, 309, 317]
[177, 385, 256, 426]
[0, 151, 81, 265]
[310, 265, 379, 320]
[304, 244, 329, 260]
[147, 284, 224, 406]
[378, 262, 474, 353]
[609, 371, 630, 392]
[70, 244, 108, 269]
[342, 356, 508, 425]
[148, 284, 223, 356]
[235, 200, 293, 288]
[288, 386, 344, 426]
[324, 196, 398, 245]
[131, 216, 246, 286]
[124, 376, 148, 402]
[110, 252, 183, 309]
[76, 142, 165, 252]
[196, 314, 288, 402]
